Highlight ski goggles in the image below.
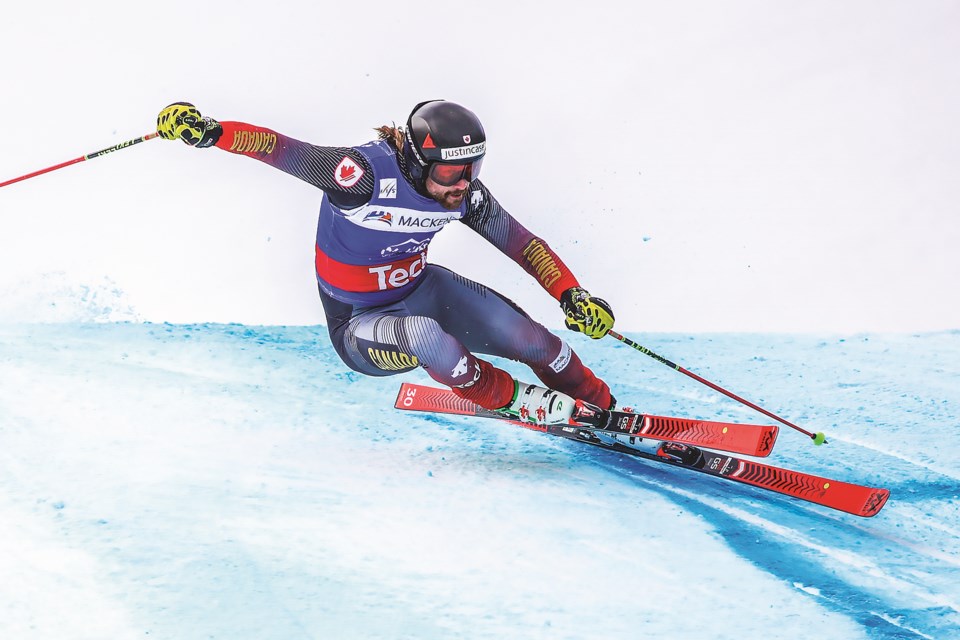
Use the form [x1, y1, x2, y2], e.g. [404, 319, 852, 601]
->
[428, 158, 484, 187]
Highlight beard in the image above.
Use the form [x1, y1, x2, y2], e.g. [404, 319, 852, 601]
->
[431, 187, 467, 210]
[424, 178, 468, 210]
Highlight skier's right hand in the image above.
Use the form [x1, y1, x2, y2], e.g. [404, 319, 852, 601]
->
[157, 102, 222, 148]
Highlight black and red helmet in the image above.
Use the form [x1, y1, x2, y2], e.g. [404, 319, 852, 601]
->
[403, 100, 486, 188]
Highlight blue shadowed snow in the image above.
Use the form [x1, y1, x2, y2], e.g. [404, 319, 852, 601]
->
[1, 323, 958, 639]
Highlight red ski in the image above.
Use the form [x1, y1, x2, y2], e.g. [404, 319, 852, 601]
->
[394, 383, 889, 517]
[395, 382, 778, 457]
[654, 441, 889, 517]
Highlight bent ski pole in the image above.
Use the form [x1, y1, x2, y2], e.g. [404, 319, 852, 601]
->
[606, 329, 827, 445]
[0, 132, 160, 189]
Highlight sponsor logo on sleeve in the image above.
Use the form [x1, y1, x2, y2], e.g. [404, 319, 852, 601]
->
[229, 130, 278, 154]
[470, 189, 484, 210]
[522, 239, 563, 289]
[335, 156, 364, 188]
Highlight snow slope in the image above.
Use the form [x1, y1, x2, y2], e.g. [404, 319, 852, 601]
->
[1, 322, 957, 639]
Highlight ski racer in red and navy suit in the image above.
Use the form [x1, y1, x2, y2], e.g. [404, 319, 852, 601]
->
[156, 100, 616, 423]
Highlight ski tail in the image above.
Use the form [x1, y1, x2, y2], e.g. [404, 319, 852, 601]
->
[395, 382, 492, 417]
[394, 382, 550, 432]
[395, 383, 778, 457]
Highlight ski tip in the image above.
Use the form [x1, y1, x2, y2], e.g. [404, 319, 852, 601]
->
[860, 488, 890, 517]
[754, 426, 778, 457]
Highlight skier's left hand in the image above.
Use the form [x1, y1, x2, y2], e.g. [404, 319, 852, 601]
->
[560, 287, 615, 339]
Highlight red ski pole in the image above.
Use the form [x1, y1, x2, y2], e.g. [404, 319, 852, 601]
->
[0, 132, 159, 189]
[607, 329, 827, 445]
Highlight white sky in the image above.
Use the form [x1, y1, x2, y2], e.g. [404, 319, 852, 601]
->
[1, 1, 958, 333]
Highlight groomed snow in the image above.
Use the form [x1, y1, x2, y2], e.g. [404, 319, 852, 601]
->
[2, 322, 957, 639]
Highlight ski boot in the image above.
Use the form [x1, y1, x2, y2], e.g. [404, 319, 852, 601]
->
[656, 441, 706, 468]
[498, 381, 576, 426]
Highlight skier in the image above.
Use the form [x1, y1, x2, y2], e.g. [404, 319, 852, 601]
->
[156, 100, 616, 424]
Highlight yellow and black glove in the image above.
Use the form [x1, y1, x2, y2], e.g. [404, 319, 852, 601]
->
[560, 287, 615, 339]
[157, 102, 222, 148]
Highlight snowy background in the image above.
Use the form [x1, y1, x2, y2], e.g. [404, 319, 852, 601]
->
[1, 0, 958, 332]
[2, 1, 959, 639]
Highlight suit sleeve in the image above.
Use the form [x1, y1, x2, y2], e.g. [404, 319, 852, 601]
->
[213, 121, 374, 203]
[460, 180, 579, 300]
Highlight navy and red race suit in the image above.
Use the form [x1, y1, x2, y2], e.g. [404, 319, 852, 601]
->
[212, 121, 611, 409]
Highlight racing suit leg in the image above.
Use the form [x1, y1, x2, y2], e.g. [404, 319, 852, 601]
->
[402, 266, 611, 408]
[318, 266, 611, 409]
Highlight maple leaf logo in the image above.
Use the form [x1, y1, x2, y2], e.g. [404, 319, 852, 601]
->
[334, 156, 364, 188]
